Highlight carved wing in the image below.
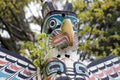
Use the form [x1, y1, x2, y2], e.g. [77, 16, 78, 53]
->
[0, 48, 37, 80]
[87, 55, 120, 80]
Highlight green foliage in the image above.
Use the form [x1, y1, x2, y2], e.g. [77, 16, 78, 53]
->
[73, 0, 87, 11]
[0, 0, 32, 23]
[78, 11, 91, 23]
[0, 0, 38, 52]
[20, 33, 48, 73]
[73, 0, 120, 59]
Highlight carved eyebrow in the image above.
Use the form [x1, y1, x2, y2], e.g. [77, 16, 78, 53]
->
[74, 62, 89, 77]
[45, 60, 65, 76]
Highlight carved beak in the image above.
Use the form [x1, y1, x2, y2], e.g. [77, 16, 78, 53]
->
[61, 19, 74, 46]
[51, 19, 75, 48]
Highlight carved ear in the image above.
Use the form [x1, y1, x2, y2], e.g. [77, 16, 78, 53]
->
[64, 3, 73, 11]
[42, 2, 55, 18]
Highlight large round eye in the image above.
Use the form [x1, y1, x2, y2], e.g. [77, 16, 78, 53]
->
[46, 60, 65, 76]
[49, 19, 57, 28]
[74, 62, 89, 77]
[73, 22, 78, 31]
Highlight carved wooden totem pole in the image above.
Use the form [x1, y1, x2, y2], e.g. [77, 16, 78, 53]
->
[41, 1, 120, 80]
[0, 1, 120, 80]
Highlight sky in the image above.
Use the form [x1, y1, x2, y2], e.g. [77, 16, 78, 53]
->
[25, 1, 42, 34]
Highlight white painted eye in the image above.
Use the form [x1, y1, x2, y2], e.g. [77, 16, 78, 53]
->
[73, 22, 78, 31]
[49, 19, 57, 28]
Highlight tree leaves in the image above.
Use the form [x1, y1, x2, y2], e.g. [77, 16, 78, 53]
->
[0, 0, 35, 51]
[73, 0, 120, 59]
[20, 33, 48, 74]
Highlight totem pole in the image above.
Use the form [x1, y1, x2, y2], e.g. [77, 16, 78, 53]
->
[0, 1, 120, 80]
[41, 1, 120, 80]
[41, 1, 89, 80]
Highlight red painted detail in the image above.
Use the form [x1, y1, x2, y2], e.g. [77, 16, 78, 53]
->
[96, 71, 106, 78]
[52, 33, 70, 46]
[0, 60, 7, 65]
[10, 64, 21, 71]
[114, 65, 120, 71]
[89, 76, 97, 80]
[105, 68, 114, 74]
[23, 70, 32, 75]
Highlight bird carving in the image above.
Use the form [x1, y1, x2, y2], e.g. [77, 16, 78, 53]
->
[0, 1, 120, 80]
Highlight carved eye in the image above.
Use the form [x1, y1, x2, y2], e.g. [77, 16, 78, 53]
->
[49, 19, 57, 29]
[73, 22, 78, 31]
[74, 62, 89, 77]
[46, 60, 65, 76]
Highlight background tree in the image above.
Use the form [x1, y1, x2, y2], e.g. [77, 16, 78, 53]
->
[72, 0, 120, 59]
[0, 0, 45, 79]
[0, 0, 42, 52]
[0, 0, 120, 79]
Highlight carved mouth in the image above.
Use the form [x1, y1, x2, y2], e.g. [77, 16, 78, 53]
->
[49, 30, 78, 49]
[52, 32, 71, 49]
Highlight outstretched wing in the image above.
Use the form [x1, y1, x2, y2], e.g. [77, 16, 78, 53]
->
[0, 48, 37, 80]
[87, 55, 120, 80]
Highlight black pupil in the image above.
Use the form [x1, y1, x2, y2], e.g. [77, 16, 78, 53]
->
[50, 21, 55, 26]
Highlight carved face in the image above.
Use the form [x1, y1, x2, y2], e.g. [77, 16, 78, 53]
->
[45, 58, 89, 80]
[42, 11, 78, 49]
